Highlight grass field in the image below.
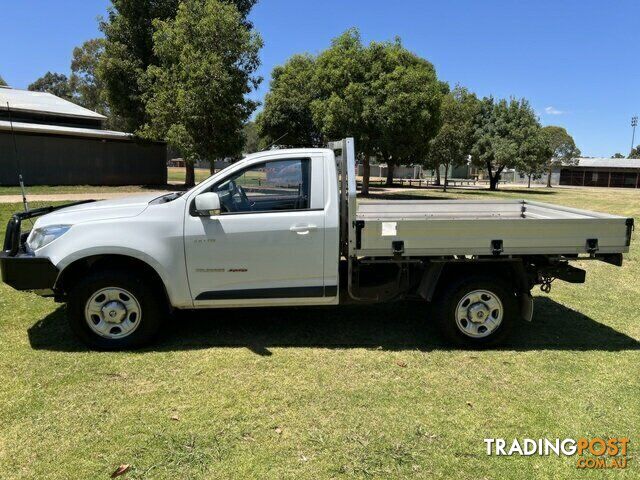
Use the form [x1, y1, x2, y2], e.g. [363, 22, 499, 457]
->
[0, 168, 212, 196]
[0, 187, 638, 479]
[167, 167, 212, 184]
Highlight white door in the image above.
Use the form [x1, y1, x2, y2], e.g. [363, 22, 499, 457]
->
[184, 155, 333, 306]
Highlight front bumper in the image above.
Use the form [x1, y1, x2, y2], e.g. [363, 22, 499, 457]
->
[0, 253, 59, 292]
[2, 200, 94, 294]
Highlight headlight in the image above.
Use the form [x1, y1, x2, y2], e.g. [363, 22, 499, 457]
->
[26, 225, 71, 251]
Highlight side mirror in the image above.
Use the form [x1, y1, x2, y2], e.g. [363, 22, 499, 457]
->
[195, 192, 221, 216]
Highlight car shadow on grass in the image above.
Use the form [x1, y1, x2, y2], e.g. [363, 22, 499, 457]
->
[28, 297, 639, 354]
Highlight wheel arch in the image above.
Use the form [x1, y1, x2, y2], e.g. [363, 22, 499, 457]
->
[55, 253, 171, 307]
[418, 259, 531, 301]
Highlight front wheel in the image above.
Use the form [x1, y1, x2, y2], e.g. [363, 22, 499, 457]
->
[67, 269, 166, 350]
[434, 275, 517, 348]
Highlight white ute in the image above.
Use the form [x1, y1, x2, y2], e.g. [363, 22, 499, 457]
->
[1, 138, 634, 349]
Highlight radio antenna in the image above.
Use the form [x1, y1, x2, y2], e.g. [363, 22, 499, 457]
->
[6, 102, 29, 212]
[267, 131, 289, 150]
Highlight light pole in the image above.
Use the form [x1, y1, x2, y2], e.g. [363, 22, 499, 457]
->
[632, 116, 638, 156]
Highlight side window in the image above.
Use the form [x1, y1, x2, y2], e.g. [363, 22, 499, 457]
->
[213, 158, 311, 213]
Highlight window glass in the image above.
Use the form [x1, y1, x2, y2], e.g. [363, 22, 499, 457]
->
[213, 159, 310, 213]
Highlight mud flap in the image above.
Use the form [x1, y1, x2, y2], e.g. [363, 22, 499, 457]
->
[520, 291, 534, 322]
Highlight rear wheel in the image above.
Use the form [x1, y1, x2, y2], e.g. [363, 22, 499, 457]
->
[434, 275, 517, 348]
[67, 269, 166, 349]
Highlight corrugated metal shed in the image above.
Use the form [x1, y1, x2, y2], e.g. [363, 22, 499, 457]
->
[0, 87, 106, 120]
[574, 157, 640, 169]
[0, 129, 167, 186]
[560, 158, 640, 188]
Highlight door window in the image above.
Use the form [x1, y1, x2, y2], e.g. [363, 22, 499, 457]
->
[212, 159, 310, 213]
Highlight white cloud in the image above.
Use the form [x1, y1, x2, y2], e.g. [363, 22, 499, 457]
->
[544, 106, 565, 115]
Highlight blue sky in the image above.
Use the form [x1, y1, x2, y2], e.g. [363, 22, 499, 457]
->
[1, 0, 638, 157]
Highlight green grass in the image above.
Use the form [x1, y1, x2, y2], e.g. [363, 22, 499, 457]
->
[0, 187, 638, 479]
[167, 167, 212, 184]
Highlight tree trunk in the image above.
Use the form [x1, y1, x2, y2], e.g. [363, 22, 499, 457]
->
[209, 159, 216, 175]
[434, 165, 441, 186]
[488, 162, 503, 191]
[486, 160, 497, 190]
[385, 163, 395, 186]
[528, 174, 532, 188]
[185, 160, 196, 187]
[546, 164, 553, 188]
[361, 156, 370, 195]
[443, 162, 449, 192]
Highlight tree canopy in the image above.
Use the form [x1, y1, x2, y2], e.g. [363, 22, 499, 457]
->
[256, 53, 321, 148]
[28, 72, 74, 100]
[540, 125, 580, 187]
[98, 0, 257, 133]
[470, 97, 541, 190]
[98, 0, 181, 132]
[629, 146, 640, 159]
[70, 39, 110, 117]
[428, 86, 479, 191]
[0, 75, 6, 87]
[242, 121, 260, 154]
[25, 41, 117, 126]
[519, 127, 552, 187]
[259, 29, 447, 193]
[141, 0, 262, 186]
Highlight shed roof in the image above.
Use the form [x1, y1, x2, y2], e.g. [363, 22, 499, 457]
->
[0, 87, 106, 120]
[0, 120, 132, 140]
[571, 157, 640, 169]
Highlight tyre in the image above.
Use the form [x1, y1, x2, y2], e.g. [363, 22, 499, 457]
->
[434, 275, 517, 348]
[67, 268, 167, 350]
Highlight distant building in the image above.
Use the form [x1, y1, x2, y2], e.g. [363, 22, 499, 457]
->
[0, 87, 166, 186]
[481, 158, 640, 188]
[560, 158, 640, 188]
[357, 162, 424, 179]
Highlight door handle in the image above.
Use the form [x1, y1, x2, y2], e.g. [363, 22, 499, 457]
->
[290, 224, 317, 234]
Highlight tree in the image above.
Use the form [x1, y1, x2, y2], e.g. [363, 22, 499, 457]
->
[258, 29, 446, 193]
[540, 126, 580, 187]
[310, 30, 374, 188]
[520, 127, 551, 187]
[71, 38, 110, 117]
[428, 86, 480, 191]
[98, 0, 181, 132]
[611, 153, 625, 158]
[471, 97, 542, 191]
[98, 0, 256, 134]
[629, 146, 640, 159]
[310, 30, 446, 192]
[142, 0, 262, 186]
[242, 121, 260, 154]
[28, 72, 74, 100]
[0, 75, 6, 86]
[256, 54, 322, 147]
[362, 40, 447, 186]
